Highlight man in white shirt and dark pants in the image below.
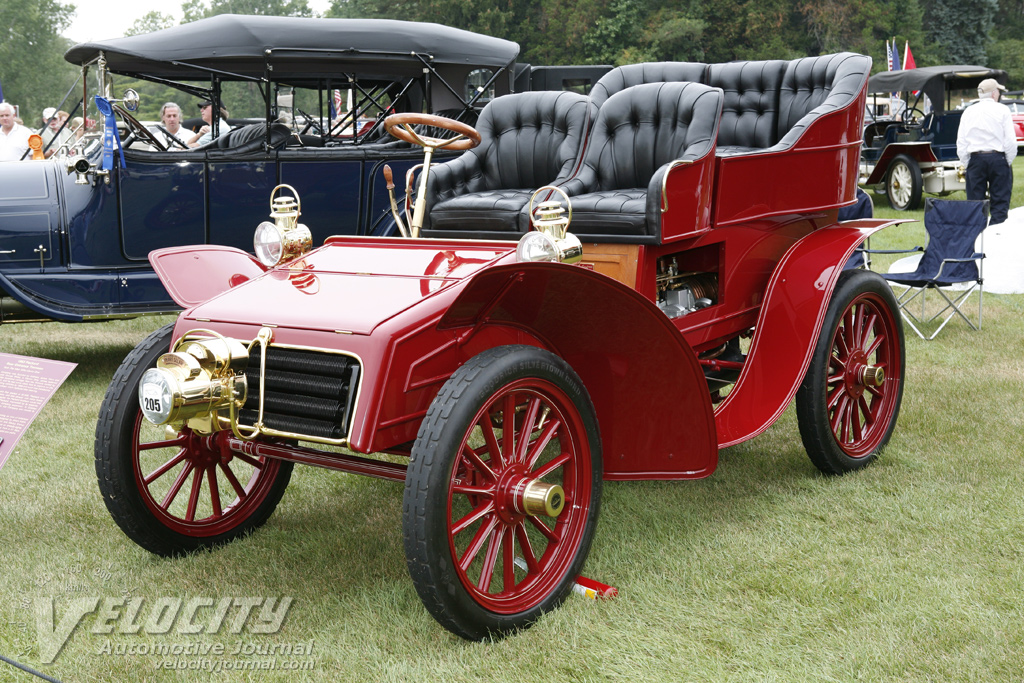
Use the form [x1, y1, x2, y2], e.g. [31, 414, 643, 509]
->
[957, 78, 1016, 225]
[0, 102, 32, 161]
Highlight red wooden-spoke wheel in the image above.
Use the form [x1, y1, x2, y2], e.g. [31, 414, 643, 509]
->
[96, 324, 292, 557]
[797, 270, 905, 474]
[131, 417, 286, 537]
[404, 346, 602, 640]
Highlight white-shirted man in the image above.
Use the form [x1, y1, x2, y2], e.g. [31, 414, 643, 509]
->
[956, 78, 1016, 225]
[147, 102, 188, 150]
[0, 102, 33, 162]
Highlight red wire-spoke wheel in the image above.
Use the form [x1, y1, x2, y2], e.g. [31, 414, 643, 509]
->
[96, 324, 292, 557]
[797, 270, 905, 474]
[404, 346, 602, 640]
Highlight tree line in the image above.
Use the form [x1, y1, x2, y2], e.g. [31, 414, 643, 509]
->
[1, 0, 1021, 126]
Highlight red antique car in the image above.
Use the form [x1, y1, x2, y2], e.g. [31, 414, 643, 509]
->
[95, 52, 906, 640]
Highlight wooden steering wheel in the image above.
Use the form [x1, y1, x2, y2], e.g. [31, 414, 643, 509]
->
[384, 113, 481, 151]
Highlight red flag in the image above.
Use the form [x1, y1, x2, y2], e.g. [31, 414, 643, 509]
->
[903, 42, 916, 70]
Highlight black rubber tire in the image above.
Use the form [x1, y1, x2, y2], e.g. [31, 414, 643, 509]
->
[796, 270, 905, 475]
[403, 345, 602, 640]
[95, 323, 292, 557]
[886, 153, 923, 211]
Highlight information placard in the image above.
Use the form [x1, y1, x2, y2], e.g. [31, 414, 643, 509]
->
[0, 353, 77, 471]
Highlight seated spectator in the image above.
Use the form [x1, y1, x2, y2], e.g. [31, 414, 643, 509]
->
[187, 100, 234, 147]
[0, 102, 33, 161]
[147, 102, 189, 149]
[42, 107, 73, 157]
[70, 116, 86, 140]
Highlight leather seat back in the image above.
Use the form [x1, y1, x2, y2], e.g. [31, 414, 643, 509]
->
[566, 81, 721, 194]
[590, 62, 709, 108]
[465, 90, 592, 193]
[708, 60, 788, 149]
[422, 91, 593, 236]
[774, 52, 871, 149]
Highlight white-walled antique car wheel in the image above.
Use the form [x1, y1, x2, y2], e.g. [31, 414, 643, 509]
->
[402, 345, 602, 640]
[95, 324, 293, 557]
[885, 154, 923, 211]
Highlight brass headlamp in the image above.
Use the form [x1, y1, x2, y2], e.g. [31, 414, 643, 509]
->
[516, 186, 583, 264]
[253, 184, 312, 267]
[138, 333, 249, 429]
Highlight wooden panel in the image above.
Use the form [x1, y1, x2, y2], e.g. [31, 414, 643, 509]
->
[578, 243, 640, 288]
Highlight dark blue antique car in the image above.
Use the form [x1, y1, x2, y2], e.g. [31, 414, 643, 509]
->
[0, 16, 605, 323]
[859, 65, 1007, 210]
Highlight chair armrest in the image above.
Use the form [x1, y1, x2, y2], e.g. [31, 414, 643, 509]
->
[940, 256, 984, 263]
[861, 246, 925, 255]
[425, 152, 483, 204]
[934, 255, 983, 280]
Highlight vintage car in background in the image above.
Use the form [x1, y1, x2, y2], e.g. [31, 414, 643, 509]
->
[859, 65, 1008, 210]
[0, 15, 608, 324]
[1005, 98, 1024, 149]
[95, 52, 907, 640]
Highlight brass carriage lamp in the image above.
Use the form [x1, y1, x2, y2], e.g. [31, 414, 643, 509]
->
[254, 184, 312, 267]
[517, 186, 583, 264]
[138, 333, 249, 428]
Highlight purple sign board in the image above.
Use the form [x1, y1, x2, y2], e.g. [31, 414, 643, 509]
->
[0, 353, 77, 472]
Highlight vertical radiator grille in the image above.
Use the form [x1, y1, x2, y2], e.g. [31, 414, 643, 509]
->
[239, 346, 360, 441]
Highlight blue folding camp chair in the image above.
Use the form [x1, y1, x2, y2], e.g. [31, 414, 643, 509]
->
[874, 198, 988, 340]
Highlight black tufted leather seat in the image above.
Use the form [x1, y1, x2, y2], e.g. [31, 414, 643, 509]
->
[707, 60, 788, 156]
[557, 82, 723, 243]
[590, 62, 709, 108]
[587, 53, 870, 158]
[771, 52, 871, 150]
[422, 91, 594, 238]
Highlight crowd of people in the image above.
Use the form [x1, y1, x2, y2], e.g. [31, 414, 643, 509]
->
[0, 103, 88, 161]
[1, 98, 234, 161]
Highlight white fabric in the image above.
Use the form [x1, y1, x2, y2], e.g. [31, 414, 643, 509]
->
[956, 99, 1017, 168]
[193, 123, 234, 148]
[146, 125, 187, 149]
[978, 206, 1024, 294]
[0, 124, 33, 161]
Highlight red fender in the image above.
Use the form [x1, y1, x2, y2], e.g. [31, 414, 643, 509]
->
[439, 262, 718, 480]
[714, 219, 903, 447]
[149, 245, 266, 307]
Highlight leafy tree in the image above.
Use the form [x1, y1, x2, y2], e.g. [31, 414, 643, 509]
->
[185, 0, 315, 18]
[0, 0, 79, 125]
[989, 39, 1024, 88]
[923, 0, 998, 64]
[126, 11, 177, 36]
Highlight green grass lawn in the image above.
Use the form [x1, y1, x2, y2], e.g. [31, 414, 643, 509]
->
[1, 163, 1023, 682]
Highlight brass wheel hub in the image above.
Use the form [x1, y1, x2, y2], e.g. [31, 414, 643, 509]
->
[495, 463, 565, 523]
[845, 350, 884, 399]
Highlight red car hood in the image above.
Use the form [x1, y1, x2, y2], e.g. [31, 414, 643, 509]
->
[183, 238, 515, 335]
